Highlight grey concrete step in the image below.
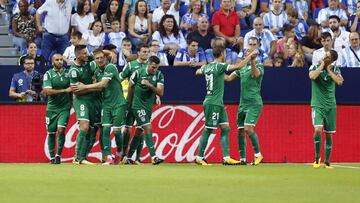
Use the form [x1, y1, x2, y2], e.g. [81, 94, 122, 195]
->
[0, 57, 18, 65]
[0, 47, 18, 56]
[0, 25, 8, 34]
[0, 35, 13, 47]
[0, 12, 10, 26]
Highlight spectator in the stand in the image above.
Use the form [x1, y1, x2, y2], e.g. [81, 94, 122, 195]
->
[260, 0, 293, 16]
[187, 16, 215, 51]
[317, 0, 348, 31]
[263, 0, 289, 38]
[108, 19, 126, 52]
[292, 0, 309, 21]
[235, 0, 257, 29]
[120, 0, 139, 32]
[9, 56, 41, 102]
[152, 14, 187, 65]
[152, 0, 180, 31]
[273, 56, 284, 67]
[244, 17, 277, 58]
[82, 20, 105, 53]
[349, 1, 360, 32]
[18, 41, 47, 67]
[312, 32, 342, 66]
[180, 0, 206, 37]
[149, 39, 169, 66]
[118, 38, 137, 66]
[341, 0, 357, 16]
[128, 0, 152, 49]
[341, 31, 360, 68]
[36, 0, 76, 61]
[276, 24, 296, 60]
[71, 0, 95, 34]
[12, 0, 36, 15]
[300, 23, 322, 64]
[212, 0, 242, 51]
[288, 9, 308, 40]
[237, 37, 272, 66]
[12, 0, 39, 51]
[174, 38, 206, 67]
[284, 42, 305, 67]
[63, 31, 83, 66]
[101, 0, 122, 33]
[328, 15, 350, 52]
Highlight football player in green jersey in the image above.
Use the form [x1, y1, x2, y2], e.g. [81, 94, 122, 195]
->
[127, 55, 164, 165]
[195, 44, 259, 166]
[43, 54, 72, 164]
[119, 45, 150, 164]
[74, 49, 128, 165]
[225, 44, 265, 166]
[309, 50, 344, 169]
[69, 45, 97, 165]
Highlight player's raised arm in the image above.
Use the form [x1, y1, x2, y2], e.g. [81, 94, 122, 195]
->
[228, 49, 259, 72]
[224, 72, 239, 82]
[326, 65, 344, 86]
[309, 60, 325, 80]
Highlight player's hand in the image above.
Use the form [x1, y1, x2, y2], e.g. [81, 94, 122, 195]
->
[26, 90, 37, 96]
[19, 92, 27, 98]
[73, 82, 85, 92]
[156, 95, 161, 105]
[326, 64, 333, 72]
[64, 87, 73, 93]
[250, 50, 259, 59]
[141, 79, 151, 87]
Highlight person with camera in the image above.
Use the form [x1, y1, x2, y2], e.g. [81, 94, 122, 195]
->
[9, 55, 42, 102]
[42, 53, 73, 164]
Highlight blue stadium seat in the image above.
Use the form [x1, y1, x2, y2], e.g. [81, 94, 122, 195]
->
[313, 8, 322, 23]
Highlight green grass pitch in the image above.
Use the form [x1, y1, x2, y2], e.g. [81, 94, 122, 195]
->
[0, 163, 359, 203]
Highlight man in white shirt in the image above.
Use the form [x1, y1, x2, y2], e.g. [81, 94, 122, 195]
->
[36, 0, 76, 61]
[312, 32, 342, 66]
[329, 15, 350, 53]
[342, 32, 360, 67]
[152, 0, 180, 31]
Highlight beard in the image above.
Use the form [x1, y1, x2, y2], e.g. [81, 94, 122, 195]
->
[330, 26, 339, 32]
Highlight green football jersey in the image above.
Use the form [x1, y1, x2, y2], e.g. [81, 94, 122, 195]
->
[120, 59, 148, 81]
[69, 60, 97, 100]
[234, 63, 264, 106]
[43, 68, 71, 112]
[99, 63, 127, 108]
[130, 67, 164, 110]
[309, 64, 341, 108]
[200, 62, 229, 107]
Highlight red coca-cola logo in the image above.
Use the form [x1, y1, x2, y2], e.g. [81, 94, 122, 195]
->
[44, 105, 217, 162]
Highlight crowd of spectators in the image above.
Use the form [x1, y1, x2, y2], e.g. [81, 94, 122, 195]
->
[4, 0, 360, 70]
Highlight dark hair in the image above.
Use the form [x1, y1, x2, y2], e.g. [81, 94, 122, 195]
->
[213, 46, 224, 58]
[26, 41, 36, 48]
[18, 0, 29, 15]
[137, 44, 149, 52]
[283, 24, 294, 33]
[23, 55, 35, 62]
[248, 36, 260, 44]
[71, 31, 83, 39]
[93, 48, 104, 56]
[122, 37, 131, 44]
[90, 20, 103, 32]
[329, 50, 338, 62]
[158, 14, 180, 39]
[77, 0, 91, 15]
[103, 44, 117, 51]
[149, 55, 160, 64]
[134, 0, 148, 17]
[75, 45, 87, 55]
[106, 0, 122, 23]
[329, 15, 341, 23]
[187, 37, 199, 45]
[321, 32, 332, 40]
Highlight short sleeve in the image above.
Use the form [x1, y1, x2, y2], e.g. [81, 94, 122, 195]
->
[10, 76, 17, 89]
[103, 64, 116, 80]
[130, 70, 138, 84]
[120, 62, 131, 80]
[42, 71, 52, 88]
[309, 64, 317, 72]
[157, 72, 164, 85]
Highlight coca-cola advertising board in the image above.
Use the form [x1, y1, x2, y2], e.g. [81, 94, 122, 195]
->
[0, 104, 359, 163]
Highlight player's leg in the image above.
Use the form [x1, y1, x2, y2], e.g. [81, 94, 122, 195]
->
[237, 107, 247, 164]
[244, 105, 263, 165]
[135, 135, 144, 164]
[312, 107, 324, 168]
[196, 104, 215, 165]
[46, 111, 57, 164]
[101, 107, 113, 163]
[323, 108, 336, 169]
[126, 127, 143, 163]
[120, 111, 135, 161]
[109, 105, 127, 165]
[55, 110, 70, 164]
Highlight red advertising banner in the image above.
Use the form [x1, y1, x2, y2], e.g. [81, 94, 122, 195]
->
[0, 104, 359, 163]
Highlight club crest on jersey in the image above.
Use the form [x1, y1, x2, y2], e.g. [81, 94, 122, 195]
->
[152, 76, 156, 81]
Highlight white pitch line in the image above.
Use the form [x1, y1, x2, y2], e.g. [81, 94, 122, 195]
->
[332, 165, 360, 170]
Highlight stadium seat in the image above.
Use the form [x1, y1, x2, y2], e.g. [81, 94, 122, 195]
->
[313, 8, 322, 23]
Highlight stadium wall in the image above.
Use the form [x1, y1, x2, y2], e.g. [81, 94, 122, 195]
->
[0, 104, 359, 163]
